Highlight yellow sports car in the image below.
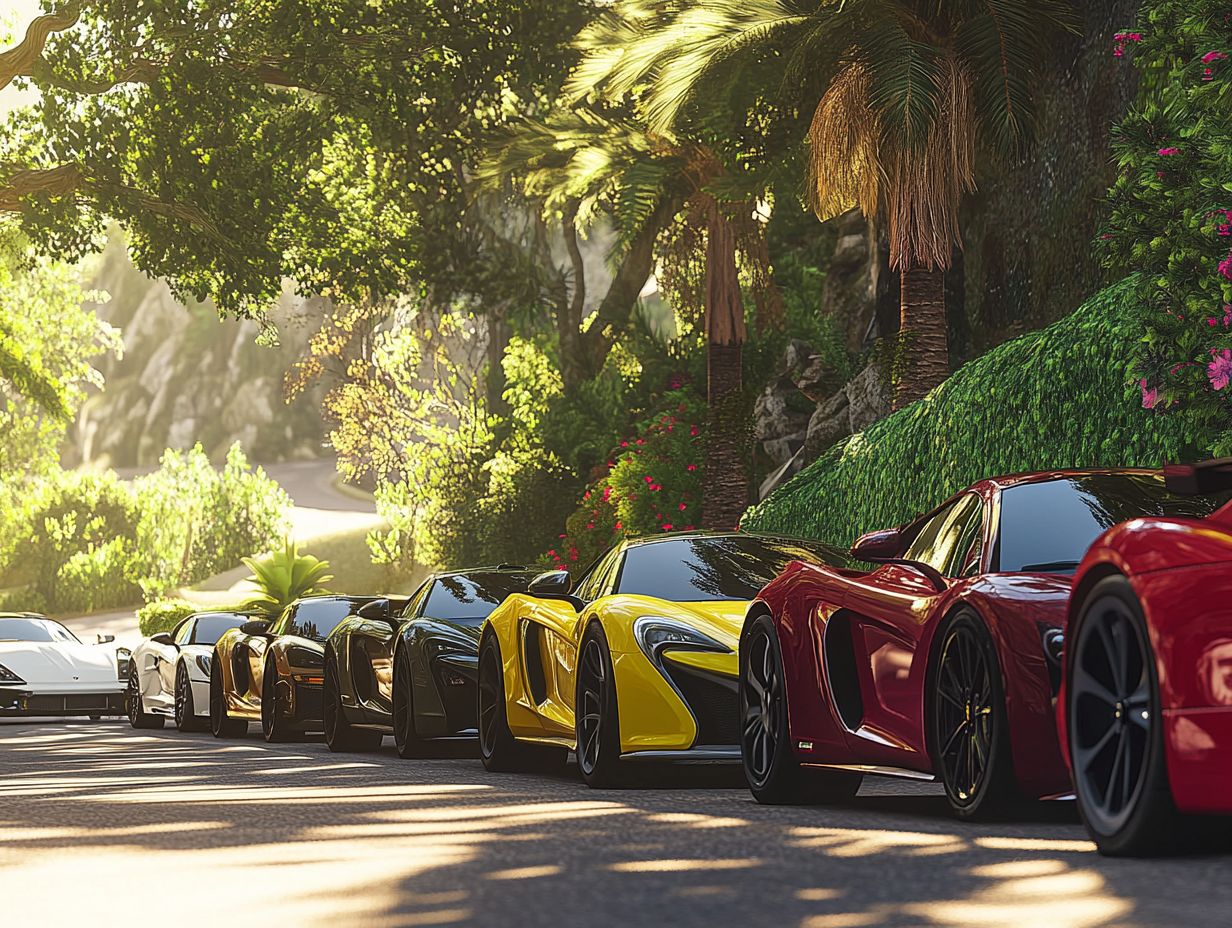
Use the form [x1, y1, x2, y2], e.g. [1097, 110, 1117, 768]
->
[478, 531, 847, 786]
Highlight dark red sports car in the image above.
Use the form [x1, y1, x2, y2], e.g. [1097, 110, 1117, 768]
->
[1058, 458, 1232, 856]
[741, 468, 1216, 819]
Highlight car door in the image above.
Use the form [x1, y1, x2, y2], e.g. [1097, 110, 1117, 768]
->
[838, 493, 985, 765]
[156, 617, 194, 706]
[521, 547, 622, 736]
[237, 609, 281, 705]
[142, 618, 189, 709]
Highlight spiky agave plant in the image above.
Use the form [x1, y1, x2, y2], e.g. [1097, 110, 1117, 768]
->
[240, 538, 333, 617]
[571, 0, 1078, 407]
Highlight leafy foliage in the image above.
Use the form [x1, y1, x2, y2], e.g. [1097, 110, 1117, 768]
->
[136, 599, 200, 637]
[744, 279, 1200, 545]
[241, 538, 333, 617]
[554, 390, 706, 568]
[1100, 0, 1232, 453]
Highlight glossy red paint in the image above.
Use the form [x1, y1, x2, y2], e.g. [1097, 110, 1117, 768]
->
[1061, 513, 1232, 814]
[751, 470, 1108, 800]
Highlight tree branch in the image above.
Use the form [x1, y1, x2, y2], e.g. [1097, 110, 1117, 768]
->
[0, 3, 82, 92]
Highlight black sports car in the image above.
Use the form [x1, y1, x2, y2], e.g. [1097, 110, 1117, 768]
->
[323, 566, 537, 754]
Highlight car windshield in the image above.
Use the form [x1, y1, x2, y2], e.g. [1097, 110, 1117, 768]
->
[997, 473, 1230, 573]
[423, 572, 536, 620]
[191, 613, 250, 645]
[283, 598, 372, 641]
[615, 535, 848, 602]
[0, 617, 80, 643]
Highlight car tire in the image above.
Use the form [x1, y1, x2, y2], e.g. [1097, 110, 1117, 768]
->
[478, 631, 566, 773]
[324, 650, 383, 753]
[261, 655, 296, 744]
[393, 644, 426, 759]
[1068, 575, 1211, 856]
[175, 663, 208, 732]
[929, 609, 1019, 821]
[740, 613, 861, 805]
[575, 622, 629, 788]
[210, 652, 246, 738]
[127, 669, 165, 730]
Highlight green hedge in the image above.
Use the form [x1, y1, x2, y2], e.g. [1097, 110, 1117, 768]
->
[136, 599, 200, 637]
[743, 278, 1205, 545]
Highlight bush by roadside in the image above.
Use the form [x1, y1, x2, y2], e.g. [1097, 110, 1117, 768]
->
[743, 278, 1203, 545]
[136, 599, 201, 636]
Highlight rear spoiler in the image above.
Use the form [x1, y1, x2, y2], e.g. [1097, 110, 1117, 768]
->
[1164, 458, 1232, 495]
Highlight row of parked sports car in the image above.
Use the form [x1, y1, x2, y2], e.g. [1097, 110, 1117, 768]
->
[5, 461, 1232, 858]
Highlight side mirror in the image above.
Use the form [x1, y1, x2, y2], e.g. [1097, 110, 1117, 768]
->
[528, 570, 572, 597]
[850, 528, 905, 562]
[96, 633, 116, 645]
[149, 632, 175, 647]
[356, 598, 392, 622]
[239, 619, 271, 637]
[1164, 458, 1232, 495]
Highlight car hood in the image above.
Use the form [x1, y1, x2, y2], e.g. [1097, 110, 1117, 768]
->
[0, 641, 119, 685]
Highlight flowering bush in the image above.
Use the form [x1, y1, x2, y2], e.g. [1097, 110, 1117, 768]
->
[1101, 0, 1232, 452]
[550, 391, 705, 570]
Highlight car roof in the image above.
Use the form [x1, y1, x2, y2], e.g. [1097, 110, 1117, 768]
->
[622, 529, 826, 549]
[976, 467, 1160, 493]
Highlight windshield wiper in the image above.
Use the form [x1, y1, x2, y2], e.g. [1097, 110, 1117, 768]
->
[1019, 560, 1081, 573]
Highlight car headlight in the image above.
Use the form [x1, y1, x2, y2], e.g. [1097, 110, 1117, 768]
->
[287, 646, 324, 669]
[633, 616, 731, 671]
[116, 648, 132, 682]
[0, 662, 25, 686]
[195, 653, 212, 677]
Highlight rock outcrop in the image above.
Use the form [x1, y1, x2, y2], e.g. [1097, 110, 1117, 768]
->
[62, 234, 328, 468]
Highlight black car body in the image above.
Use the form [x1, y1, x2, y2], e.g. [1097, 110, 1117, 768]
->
[323, 567, 537, 754]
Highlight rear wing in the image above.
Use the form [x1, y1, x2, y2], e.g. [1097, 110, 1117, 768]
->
[1164, 458, 1232, 495]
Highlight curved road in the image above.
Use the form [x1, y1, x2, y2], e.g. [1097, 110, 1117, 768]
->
[1, 721, 1228, 927]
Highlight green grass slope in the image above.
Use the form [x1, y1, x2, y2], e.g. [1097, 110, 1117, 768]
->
[743, 277, 1202, 545]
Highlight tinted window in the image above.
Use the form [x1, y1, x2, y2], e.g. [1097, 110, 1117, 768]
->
[0, 617, 79, 643]
[286, 599, 371, 641]
[173, 618, 194, 645]
[904, 494, 983, 576]
[191, 613, 249, 645]
[573, 545, 621, 602]
[615, 535, 847, 602]
[997, 474, 1229, 573]
[423, 573, 536, 620]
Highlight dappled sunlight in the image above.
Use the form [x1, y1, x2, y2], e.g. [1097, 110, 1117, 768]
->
[789, 825, 967, 857]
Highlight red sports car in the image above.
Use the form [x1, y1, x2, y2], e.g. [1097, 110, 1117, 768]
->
[742, 468, 1215, 819]
[1058, 458, 1232, 855]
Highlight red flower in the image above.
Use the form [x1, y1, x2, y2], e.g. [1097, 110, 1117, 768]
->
[678, 502, 687, 511]
[661, 523, 673, 531]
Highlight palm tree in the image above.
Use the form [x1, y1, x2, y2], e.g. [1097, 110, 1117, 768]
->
[570, 0, 1076, 407]
[479, 108, 781, 530]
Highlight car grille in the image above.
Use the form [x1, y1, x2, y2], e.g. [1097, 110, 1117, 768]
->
[662, 663, 739, 747]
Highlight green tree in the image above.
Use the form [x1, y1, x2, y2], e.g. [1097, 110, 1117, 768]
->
[573, 0, 1076, 407]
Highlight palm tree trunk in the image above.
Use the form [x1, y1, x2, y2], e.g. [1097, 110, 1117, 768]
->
[701, 211, 749, 531]
[894, 263, 949, 409]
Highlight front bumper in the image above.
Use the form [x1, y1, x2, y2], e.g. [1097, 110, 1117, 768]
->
[0, 687, 126, 717]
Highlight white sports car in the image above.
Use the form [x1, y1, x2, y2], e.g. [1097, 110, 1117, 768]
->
[127, 610, 253, 731]
[0, 613, 128, 719]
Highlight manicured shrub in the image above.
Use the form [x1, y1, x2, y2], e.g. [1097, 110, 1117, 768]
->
[743, 279, 1201, 545]
[1101, 0, 1232, 452]
[136, 599, 200, 636]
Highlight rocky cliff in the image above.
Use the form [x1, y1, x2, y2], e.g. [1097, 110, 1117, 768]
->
[62, 233, 328, 468]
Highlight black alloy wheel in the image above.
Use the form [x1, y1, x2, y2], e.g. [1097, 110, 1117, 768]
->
[576, 623, 626, 788]
[931, 611, 1016, 820]
[209, 653, 246, 738]
[324, 651, 382, 753]
[1069, 575, 1200, 856]
[127, 669, 164, 730]
[393, 645, 425, 759]
[175, 663, 208, 732]
[261, 655, 295, 744]
[740, 613, 860, 804]
[477, 632, 564, 773]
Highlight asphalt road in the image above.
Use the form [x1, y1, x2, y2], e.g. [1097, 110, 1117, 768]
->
[2, 722, 1230, 927]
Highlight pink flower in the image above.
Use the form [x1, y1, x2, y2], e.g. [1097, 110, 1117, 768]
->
[1158, 147, 1181, 156]
[685, 464, 697, 472]
[1220, 252, 1232, 281]
[1224, 306, 1232, 326]
[661, 523, 673, 531]
[1209, 317, 1219, 327]
[1202, 51, 1229, 63]
[678, 502, 687, 511]
[1140, 378, 1160, 409]
[602, 486, 612, 502]
[1209, 350, 1232, 391]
